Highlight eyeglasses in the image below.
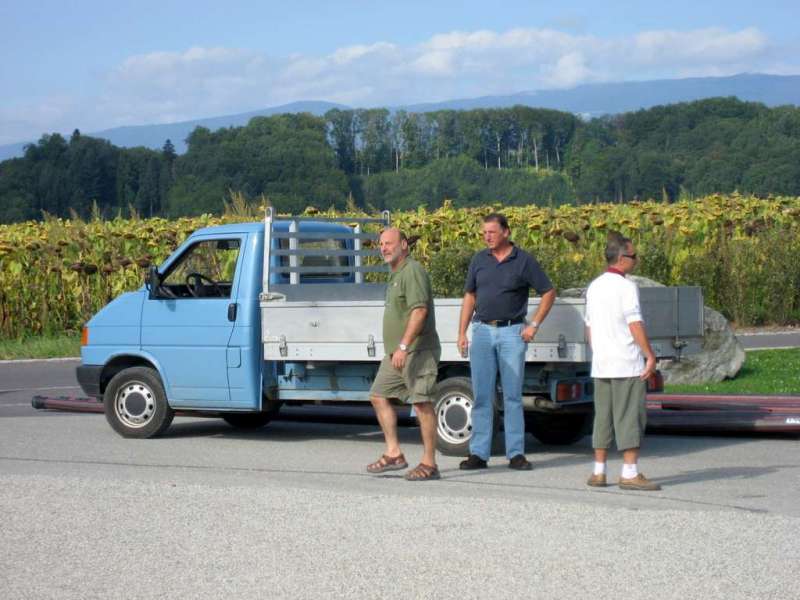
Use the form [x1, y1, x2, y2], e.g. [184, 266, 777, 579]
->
[622, 253, 638, 260]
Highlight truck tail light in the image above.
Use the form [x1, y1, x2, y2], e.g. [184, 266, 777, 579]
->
[81, 327, 89, 346]
[647, 370, 664, 392]
[556, 382, 583, 402]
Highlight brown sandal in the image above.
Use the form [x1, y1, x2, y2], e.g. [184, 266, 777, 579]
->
[404, 463, 441, 481]
[366, 453, 408, 474]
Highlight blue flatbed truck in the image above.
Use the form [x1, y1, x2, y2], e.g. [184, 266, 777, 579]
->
[75, 210, 704, 454]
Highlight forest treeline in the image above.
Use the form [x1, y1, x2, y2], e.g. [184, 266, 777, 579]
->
[1, 96, 799, 222]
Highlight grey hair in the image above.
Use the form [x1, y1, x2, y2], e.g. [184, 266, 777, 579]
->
[605, 231, 631, 264]
[379, 227, 408, 243]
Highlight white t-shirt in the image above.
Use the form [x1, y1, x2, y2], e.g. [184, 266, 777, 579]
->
[584, 271, 645, 378]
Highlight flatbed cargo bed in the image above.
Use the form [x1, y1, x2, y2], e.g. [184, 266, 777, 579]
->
[261, 289, 705, 363]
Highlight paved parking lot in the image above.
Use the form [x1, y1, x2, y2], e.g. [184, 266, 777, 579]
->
[2, 359, 799, 598]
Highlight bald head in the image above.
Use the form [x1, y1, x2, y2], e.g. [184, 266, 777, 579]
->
[379, 227, 409, 270]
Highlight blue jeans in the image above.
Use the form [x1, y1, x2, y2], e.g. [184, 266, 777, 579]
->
[469, 322, 527, 460]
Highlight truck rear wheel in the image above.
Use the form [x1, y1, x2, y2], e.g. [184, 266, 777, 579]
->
[526, 413, 590, 445]
[104, 367, 174, 438]
[434, 376, 500, 456]
[434, 377, 474, 456]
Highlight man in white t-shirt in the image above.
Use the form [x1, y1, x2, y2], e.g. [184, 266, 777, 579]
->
[584, 232, 660, 491]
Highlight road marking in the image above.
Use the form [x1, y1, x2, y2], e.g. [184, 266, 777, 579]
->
[0, 385, 81, 394]
[0, 357, 80, 364]
[744, 346, 800, 352]
[737, 331, 799, 337]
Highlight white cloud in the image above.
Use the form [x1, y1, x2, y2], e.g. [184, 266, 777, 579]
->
[411, 50, 456, 75]
[331, 42, 396, 65]
[542, 52, 593, 89]
[2, 25, 795, 144]
[630, 27, 768, 65]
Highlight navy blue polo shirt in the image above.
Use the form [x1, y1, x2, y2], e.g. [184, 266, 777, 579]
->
[464, 244, 553, 322]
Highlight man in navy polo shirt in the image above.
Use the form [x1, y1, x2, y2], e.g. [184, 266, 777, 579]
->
[457, 213, 556, 470]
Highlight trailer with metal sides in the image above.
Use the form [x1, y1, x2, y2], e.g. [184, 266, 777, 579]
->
[258, 209, 705, 453]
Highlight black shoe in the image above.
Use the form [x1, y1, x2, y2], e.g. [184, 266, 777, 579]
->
[508, 454, 532, 470]
[459, 454, 488, 470]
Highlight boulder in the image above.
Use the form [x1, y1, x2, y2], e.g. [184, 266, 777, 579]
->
[561, 275, 745, 384]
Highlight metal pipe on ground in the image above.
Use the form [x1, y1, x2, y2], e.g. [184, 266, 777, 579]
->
[31, 394, 800, 435]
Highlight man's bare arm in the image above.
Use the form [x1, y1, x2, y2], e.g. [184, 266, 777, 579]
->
[392, 306, 428, 369]
[521, 287, 556, 342]
[457, 292, 476, 355]
[629, 321, 656, 380]
[529, 288, 556, 324]
[400, 306, 428, 348]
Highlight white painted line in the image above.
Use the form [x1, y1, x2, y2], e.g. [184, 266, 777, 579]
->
[745, 346, 800, 352]
[737, 331, 799, 337]
[0, 357, 80, 365]
[0, 385, 81, 394]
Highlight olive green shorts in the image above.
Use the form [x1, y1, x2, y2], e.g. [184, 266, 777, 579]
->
[369, 348, 440, 405]
[592, 377, 647, 451]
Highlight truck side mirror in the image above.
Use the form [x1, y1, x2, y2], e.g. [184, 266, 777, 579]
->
[146, 266, 161, 300]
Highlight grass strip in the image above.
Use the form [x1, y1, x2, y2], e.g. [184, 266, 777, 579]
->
[0, 333, 81, 360]
[665, 348, 800, 395]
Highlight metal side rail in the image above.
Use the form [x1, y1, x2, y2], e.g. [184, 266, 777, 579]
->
[646, 393, 800, 434]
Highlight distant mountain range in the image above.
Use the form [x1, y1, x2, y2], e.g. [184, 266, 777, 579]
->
[2, 73, 798, 161]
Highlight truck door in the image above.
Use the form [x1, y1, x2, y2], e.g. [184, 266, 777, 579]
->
[141, 236, 242, 407]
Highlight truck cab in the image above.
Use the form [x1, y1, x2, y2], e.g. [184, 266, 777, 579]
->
[78, 220, 356, 437]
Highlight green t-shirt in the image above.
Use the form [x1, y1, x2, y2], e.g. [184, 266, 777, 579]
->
[383, 258, 440, 355]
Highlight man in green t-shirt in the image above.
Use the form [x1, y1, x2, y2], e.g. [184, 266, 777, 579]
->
[367, 228, 442, 481]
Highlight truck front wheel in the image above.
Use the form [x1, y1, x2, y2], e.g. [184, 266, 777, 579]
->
[526, 413, 590, 445]
[104, 367, 174, 438]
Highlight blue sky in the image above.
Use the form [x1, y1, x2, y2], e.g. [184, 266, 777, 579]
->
[1, 0, 798, 145]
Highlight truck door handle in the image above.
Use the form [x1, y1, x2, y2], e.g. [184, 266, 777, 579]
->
[227, 303, 238, 322]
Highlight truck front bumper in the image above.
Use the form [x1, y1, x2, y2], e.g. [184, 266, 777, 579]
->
[76, 365, 103, 398]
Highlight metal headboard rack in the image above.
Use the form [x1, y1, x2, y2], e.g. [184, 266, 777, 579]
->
[262, 207, 391, 299]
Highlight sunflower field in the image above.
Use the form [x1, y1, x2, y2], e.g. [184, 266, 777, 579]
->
[1, 193, 799, 339]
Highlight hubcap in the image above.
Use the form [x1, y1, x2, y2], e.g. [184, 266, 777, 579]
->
[436, 391, 473, 444]
[115, 380, 156, 428]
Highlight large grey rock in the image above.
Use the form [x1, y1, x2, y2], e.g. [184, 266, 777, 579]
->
[656, 305, 746, 384]
[629, 275, 745, 384]
[561, 275, 745, 384]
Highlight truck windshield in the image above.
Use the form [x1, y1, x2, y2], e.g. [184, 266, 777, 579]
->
[161, 238, 241, 298]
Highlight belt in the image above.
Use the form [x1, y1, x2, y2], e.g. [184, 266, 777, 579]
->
[480, 317, 525, 327]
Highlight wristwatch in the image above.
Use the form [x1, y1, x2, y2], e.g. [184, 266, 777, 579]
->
[398, 343, 409, 352]
[528, 320, 539, 329]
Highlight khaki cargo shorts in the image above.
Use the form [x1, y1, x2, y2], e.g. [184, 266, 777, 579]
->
[592, 377, 647, 451]
[370, 348, 440, 405]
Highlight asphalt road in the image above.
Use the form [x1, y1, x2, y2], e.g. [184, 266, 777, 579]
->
[735, 329, 800, 350]
[1, 359, 799, 599]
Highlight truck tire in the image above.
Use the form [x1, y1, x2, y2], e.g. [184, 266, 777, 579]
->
[526, 413, 590, 445]
[434, 376, 498, 456]
[104, 367, 174, 438]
